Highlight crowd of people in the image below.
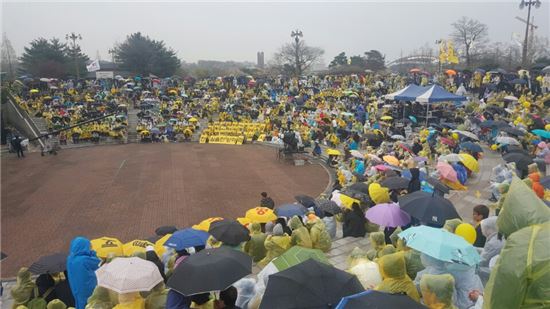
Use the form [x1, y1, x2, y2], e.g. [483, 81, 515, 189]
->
[4, 66, 550, 309]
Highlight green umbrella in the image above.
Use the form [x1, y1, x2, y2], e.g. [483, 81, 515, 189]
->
[272, 246, 330, 271]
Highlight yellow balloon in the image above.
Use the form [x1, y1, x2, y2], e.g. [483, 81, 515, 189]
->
[455, 223, 477, 245]
[491, 144, 498, 151]
[545, 124, 550, 131]
[452, 133, 459, 140]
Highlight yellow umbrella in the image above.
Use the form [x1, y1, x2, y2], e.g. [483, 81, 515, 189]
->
[380, 116, 393, 121]
[369, 183, 390, 204]
[30, 89, 39, 93]
[338, 193, 360, 209]
[123, 239, 154, 256]
[383, 155, 400, 166]
[154, 234, 172, 257]
[327, 149, 342, 156]
[459, 153, 479, 172]
[192, 217, 224, 231]
[245, 207, 277, 223]
[91, 237, 123, 258]
[189, 117, 198, 122]
[237, 217, 252, 226]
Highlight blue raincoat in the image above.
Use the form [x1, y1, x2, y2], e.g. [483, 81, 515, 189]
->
[452, 163, 468, 185]
[66, 237, 101, 309]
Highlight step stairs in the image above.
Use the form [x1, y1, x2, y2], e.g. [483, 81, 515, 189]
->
[126, 108, 140, 143]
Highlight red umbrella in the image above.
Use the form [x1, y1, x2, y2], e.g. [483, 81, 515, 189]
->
[398, 143, 414, 154]
[440, 137, 456, 146]
[409, 68, 421, 73]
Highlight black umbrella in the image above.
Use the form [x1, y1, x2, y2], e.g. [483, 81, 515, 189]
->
[208, 220, 251, 246]
[502, 152, 534, 171]
[398, 191, 460, 227]
[426, 177, 451, 194]
[347, 182, 369, 194]
[459, 142, 483, 153]
[317, 200, 342, 215]
[505, 145, 529, 155]
[337, 290, 427, 309]
[155, 225, 178, 236]
[28, 253, 66, 275]
[259, 259, 364, 309]
[294, 195, 316, 208]
[167, 247, 252, 295]
[540, 176, 550, 189]
[1, 252, 7, 260]
[501, 127, 525, 136]
[380, 176, 410, 190]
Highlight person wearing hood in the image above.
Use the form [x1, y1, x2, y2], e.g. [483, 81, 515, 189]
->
[114, 292, 145, 309]
[407, 167, 421, 193]
[477, 216, 504, 285]
[85, 286, 114, 309]
[144, 282, 167, 309]
[243, 223, 267, 262]
[274, 217, 292, 236]
[366, 232, 386, 260]
[165, 289, 191, 309]
[46, 299, 69, 309]
[420, 274, 457, 309]
[11, 267, 36, 309]
[233, 278, 256, 309]
[35, 272, 75, 307]
[342, 203, 367, 238]
[321, 211, 337, 239]
[443, 218, 463, 233]
[288, 216, 312, 249]
[375, 252, 420, 302]
[527, 172, 544, 198]
[305, 216, 332, 252]
[483, 177, 550, 309]
[257, 224, 291, 267]
[66, 237, 101, 309]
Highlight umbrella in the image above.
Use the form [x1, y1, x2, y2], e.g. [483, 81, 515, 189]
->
[506, 145, 529, 155]
[402, 169, 427, 182]
[165, 228, 209, 251]
[409, 115, 417, 123]
[208, 220, 251, 246]
[155, 225, 177, 236]
[260, 259, 364, 309]
[28, 253, 66, 275]
[502, 152, 534, 171]
[367, 153, 383, 162]
[496, 136, 520, 146]
[397, 143, 414, 154]
[503, 95, 519, 101]
[380, 116, 393, 121]
[532, 129, 550, 139]
[445, 69, 457, 75]
[167, 247, 252, 295]
[438, 153, 462, 162]
[275, 203, 308, 217]
[192, 217, 224, 231]
[365, 203, 410, 227]
[459, 153, 479, 172]
[439, 137, 456, 146]
[294, 195, 316, 208]
[510, 78, 527, 85]
[327, 149, 342, 156]
[347, 182, 369, 194]
[383, 155, 400, 166]
[350, 150, 364, 159]
[272, 246, 330, 271]
[426, 177, 451, 194]
[459, 142, 483, 153]
[414, 156, 428, 162]
[96, 257, 163, 293]
[380, 176, 410, 190]
[409, 68, 421, 73]
[91, 237, 124, 258]
[436, 161, 458, 182]
[398, 191, 460, 227]
[123, 240, 154, 256]
[452, 130, 479, 141]
[398, 225, 481, 266]
[336, 290, 427, 309]
[245, 207, 277, 223]
[391, 135, 405, 140]
[317, 200, 342, 215]
[331, 191, 361, 209]
[154, 234, 171, 257]
[480, 120, 509, 128]
[542, 65, 550, 73]
[501, 127, 525, 136]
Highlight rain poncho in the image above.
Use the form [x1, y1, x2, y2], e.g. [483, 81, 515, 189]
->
[47, 299, 68, 309]
[369, 183, 390, 204]
[354, 160, 365, 175]
[144, 283, 167, 309]
[67, 237, 101, 309]
[347, 247, 370, 269]
[376, 252, 420, 302]
[403, 249, 424, 282]
[321, 216, 337, 239]
[233, 278, 256, 309]
[366, 232, 386, 260]
[11, 267, 36, 309]
[85, 287, 114, 309]
[483, 178, 550, 309]
[114, 293, 145, 309]
[348, 261, 382, 289]
[377, 245, 396, 258]
[243, 223, 267, 262]
[443, 219, 463, 233]
[288, 216, 313, 249]
[306, 218, 332, 252]
[420, 274, 457, 309]
[258, 234, 291, 267]
[528, 172, 544, 198]
[479, 217, 503, 267]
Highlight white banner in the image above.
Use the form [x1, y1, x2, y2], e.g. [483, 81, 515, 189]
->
[86, 59, 101, 72]
[95, 71, 114, 79]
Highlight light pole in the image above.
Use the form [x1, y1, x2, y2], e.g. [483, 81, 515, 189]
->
[519, 0, 541, 67]
[290, 29, 303, 77]
[65, 32, 82, 79]
[108, 48, 116, 63]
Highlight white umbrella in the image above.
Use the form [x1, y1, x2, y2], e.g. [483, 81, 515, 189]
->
[438, 154, 461, 162]
[496, 136, 520, 146]
[391, 135, 405, 140]
[40, 78, 51, 82]
[350, 150, 365, 159]
[96, 257, 163, 293]
[503, 95, 518, 101]
[452, 130, 479, 141]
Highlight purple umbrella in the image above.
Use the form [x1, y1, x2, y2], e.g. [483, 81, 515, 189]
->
[365, 203, 411, 227]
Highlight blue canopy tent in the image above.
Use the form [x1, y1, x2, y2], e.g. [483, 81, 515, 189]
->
[385, 84, 430, 121]
[415, 85, 466, 125]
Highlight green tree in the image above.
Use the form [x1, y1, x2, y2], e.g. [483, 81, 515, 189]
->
[114, 32, 181, 77]
[19, 38, 68, 78]
[349, 55, 366, 68]
[329, 52, 348, 68]
[364, 50, 386, 71]
[1, 34, 18, 80]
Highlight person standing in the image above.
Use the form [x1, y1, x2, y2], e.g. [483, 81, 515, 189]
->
[66, 237, 100, 309]
[260, 192, 275, 209]
[11, 135, 24, 158]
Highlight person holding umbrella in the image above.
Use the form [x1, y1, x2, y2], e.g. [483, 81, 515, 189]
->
[343, 203, 367, 238]
[66, 237, 100, 309]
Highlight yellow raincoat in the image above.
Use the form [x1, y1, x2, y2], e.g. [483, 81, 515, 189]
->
[85, 286, 114, 309]
[114, 293, 145, 309]
[366, 232, 386, 260]
[420, 274, 458, 309]
[243, 223, 267, 262]
[306, 218, 332, 252]
[376, 252, 420, 302]
[289, 216, 313, 249]
[11, 268, 36, 309]
[258, 234, 291, 267]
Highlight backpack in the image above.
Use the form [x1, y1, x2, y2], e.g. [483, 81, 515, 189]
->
[26, 287, 54, 309]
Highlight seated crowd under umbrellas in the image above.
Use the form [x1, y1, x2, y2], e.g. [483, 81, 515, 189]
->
[6, 69, 550, 309]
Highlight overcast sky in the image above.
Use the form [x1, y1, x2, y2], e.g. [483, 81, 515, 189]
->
[2, 0, 549, 65]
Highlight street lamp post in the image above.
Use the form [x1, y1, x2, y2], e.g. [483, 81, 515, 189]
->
[108, 48, 116, 64]
[519, 0, 541, 67]
[291, 30, 303, 77]
[65, 32, 82, 79]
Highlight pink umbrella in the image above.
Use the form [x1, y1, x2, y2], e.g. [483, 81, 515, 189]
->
[374, 164, 390, 171]
[436, 161, 458, 183]
[365, 203, 411, 227]
[440, 137, 456, 146]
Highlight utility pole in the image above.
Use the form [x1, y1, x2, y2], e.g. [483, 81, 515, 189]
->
[65, 32, 82, 79]
[519, 0, 541, 67]
[291, 29, 303, 77]
[108, 48, 116, 63]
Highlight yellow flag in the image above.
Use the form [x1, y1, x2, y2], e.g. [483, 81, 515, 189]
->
[447, 41, 459, 64]
[439, 40, 448, 64]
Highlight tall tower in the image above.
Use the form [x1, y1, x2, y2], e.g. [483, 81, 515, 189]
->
[257, 51, 265, 68]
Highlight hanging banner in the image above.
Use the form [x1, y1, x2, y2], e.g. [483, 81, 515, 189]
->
[96, 71, 114, 79]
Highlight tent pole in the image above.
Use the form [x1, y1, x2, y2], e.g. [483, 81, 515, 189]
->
[425, 103, 429, 126]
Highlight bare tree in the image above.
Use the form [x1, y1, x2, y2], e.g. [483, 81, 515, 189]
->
[1, 33, 18, 80]
[450, 17, 488, 68]
[528, 35, 550, 64]
[273, 30, 324, 77]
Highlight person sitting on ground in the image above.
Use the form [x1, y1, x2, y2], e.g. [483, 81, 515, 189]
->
[258, 224, 291, 267]
[321, 211, 337, 239]
[305, 214, 332, 252]
[114, 292, 145, 309]
[366, 232, 386, 260]
[420, 274, 457, 309]
[144, 282, 168, 309]
[215, 286, 240, 309]
[375, 252, 420, 302]
[243, 223, 267, 262]
[11, 267, 36, 309]
[288, 216, 313, 249]
[190, 292, 213, 309]
[342, 203, 367, 238]
[259, 192, 275, 209]
[472, 205, 489, 247]
[85, 286, 114, 309]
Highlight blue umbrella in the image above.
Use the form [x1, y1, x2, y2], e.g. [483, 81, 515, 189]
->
[336, 290, 426, 309]
[165, 228, 209, 250]
[398, 225, 481, 266]
[532, 129, 550, 139]
[274, 203, 308, 217]
[408, 115, 417, 123]
[459, 142, 483, 153]
[401, 169, 427, 182]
